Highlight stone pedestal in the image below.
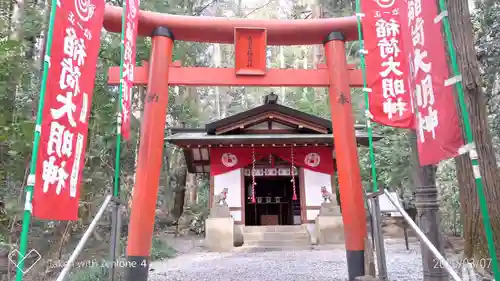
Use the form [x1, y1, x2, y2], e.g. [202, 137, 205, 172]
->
[205, 217, 234, 251]
[233, 224, 244, 247]
[315, 203, 344, 244]
[205, 206, 234, 251]
[319, 202, 341, 216]
[209, 205, 231, 218]
[355, 276, 379, 281]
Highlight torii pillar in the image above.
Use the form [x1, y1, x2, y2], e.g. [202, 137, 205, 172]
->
[103, 6, 369, 280]
[324, 31, 367, 280]
[125, 26, 174, 281]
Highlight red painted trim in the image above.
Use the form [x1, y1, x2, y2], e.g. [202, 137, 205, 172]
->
[127, 35, 174, 257]
[299, 168, 306, 224]
[240, 169, 246, 225]
[234, 28, 267, 75]
[325, 39, 366, 252]
[103, 5, 358, 44]
[107, 65, 363, 88]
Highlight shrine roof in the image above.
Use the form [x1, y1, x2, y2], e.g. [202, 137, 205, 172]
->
[164, 131, 382, 146]
[205, 103, 335, 134]
[165, 93, 382, 173]
[167, 93, 379, 141]
[166, 130, 381, 173]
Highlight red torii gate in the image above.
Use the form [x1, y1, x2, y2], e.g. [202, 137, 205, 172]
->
[105, 5, 367, 281]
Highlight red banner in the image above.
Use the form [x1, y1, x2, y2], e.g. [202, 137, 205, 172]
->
[362, 0, 415, 128]
[33, 0, 105, 220]
[120, 0, 139, 140]
[401, 0, 464, 165]
[210, 147, 335, 176]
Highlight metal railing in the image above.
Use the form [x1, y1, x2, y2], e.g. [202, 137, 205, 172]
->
[368, 189, 463, 281]
[56, 195, 123, 281]
[366, 190, 388, 281]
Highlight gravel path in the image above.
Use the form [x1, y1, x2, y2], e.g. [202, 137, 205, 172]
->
[149, 238, 431, 281]
[149, 237, 482, 281]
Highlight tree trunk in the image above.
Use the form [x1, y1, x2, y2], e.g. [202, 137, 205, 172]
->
[9, 0, 24, 41]
[312, 0, 324, 105]
[3, 0, 25, 125]
[186, 173, 197, 204]
[33, 0, 50, 100]
[169, 150, 187, 220]
[448, 0, 500, 268]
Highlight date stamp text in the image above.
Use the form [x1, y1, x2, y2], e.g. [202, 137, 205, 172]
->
[433, 258, 492, 269]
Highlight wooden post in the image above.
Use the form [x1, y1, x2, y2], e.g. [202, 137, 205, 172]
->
[125, 26, 174, 281]
[324, 31, 366, 281]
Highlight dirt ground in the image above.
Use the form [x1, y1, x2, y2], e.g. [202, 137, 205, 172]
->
[379, 217, 467, 263]
[158, 233, 205, 254]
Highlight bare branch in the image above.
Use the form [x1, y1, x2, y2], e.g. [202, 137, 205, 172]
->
[244, 0, 274, 18]
[193, 0, 218, 16]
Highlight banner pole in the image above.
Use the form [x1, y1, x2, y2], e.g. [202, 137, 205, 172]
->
[114, 0, 126, 201]
[354, 3, 389, 280]
[108, 0, 127, 279]
[354, 0, 379, 194]
[437, 0, 500, 279]
[15, 0, 58, 280]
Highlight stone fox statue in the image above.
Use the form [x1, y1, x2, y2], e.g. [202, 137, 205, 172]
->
[213, 188, 228, 206]
[321, 186, 334, 203]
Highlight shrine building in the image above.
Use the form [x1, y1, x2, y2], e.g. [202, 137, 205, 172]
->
[165, 93, 382, 227]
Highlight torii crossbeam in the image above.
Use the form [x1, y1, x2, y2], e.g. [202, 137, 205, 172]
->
[104, 5, 367, 281]
[108, 61, 364, 87]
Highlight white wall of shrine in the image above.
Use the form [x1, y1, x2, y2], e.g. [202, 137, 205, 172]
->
[303, 169, 333, 221]
[213, 169, 242, 222]
[212, 167, 334, 224]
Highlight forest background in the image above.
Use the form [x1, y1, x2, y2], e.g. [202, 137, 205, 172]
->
[0, 0, 499, 280]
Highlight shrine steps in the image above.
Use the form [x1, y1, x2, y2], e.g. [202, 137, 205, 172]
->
[241, 225, 313, 249]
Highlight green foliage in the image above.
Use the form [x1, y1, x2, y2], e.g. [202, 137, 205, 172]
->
[359, 126, 412, 195]
[473, 1, 500, 162]
[0, 0, 45, 200]
[292, 88, 331, 119]
[150, 237, 176, 260]
[0, 0, 498, 275]
[69, 267, 108, 281]
[320, 0, 355, 17]
[195, 179, 210, 208]
[437, 160, 462, 235]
